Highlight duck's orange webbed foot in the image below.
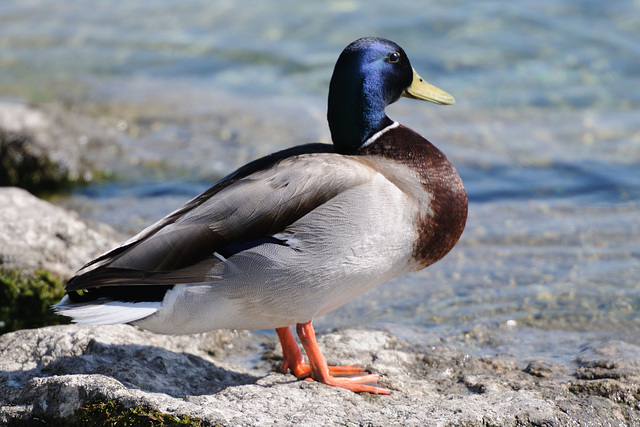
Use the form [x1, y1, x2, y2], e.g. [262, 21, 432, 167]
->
[275, 323, 390, 395]
[276, 326, 367, 378]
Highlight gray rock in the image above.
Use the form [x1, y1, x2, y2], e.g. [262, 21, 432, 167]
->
[0, 187, 123, 278]
[0, 101, 122, 192]
[2, 324, 639, 426]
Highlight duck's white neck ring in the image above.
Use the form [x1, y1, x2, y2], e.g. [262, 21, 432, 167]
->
[361, 121, 399, 148]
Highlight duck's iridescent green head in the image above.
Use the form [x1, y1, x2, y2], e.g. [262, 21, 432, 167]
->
[328, 37, 454, 154]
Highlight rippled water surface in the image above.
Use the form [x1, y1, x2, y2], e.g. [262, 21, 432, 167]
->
[2, 0, 639, 365]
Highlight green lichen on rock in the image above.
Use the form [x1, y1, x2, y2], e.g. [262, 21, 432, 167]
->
[0, 268, 70, 334]
[4, 399, 209, 427]
[74, 400, 206, 427]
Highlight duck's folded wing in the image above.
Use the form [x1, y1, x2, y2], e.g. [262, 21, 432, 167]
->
[66, 147, 377, 291]
[75, 144, 330, 273]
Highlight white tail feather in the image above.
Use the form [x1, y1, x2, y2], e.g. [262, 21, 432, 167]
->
[55, 295, 160, 325]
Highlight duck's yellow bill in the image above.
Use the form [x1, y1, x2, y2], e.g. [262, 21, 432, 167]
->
[402, 68, 455, 105]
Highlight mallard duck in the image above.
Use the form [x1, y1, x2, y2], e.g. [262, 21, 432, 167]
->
[56, 37, 467, 394]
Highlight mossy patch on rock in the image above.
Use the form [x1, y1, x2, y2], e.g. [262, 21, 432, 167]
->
[4, 399, 208, 427]
[0, 268, 70, 334]
[74, 399, 207, 427]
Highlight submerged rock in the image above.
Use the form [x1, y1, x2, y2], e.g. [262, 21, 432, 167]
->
[1, 324, 639, 426]
[0, 101, 121, 194]
[0, 187, 123, 279]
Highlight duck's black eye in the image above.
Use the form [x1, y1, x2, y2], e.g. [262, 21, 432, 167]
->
[388, 52, 401, 63]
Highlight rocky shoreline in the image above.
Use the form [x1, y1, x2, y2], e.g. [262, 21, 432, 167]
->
[2, 317, 640, 425]
[1, 102, 640, 425]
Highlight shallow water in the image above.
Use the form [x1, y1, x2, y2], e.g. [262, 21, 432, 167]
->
[2, 0, 639, 366]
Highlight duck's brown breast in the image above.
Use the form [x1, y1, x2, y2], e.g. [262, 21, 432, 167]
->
[358, 123, 468, 269]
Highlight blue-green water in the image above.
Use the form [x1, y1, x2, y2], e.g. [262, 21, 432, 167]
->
[2, 0, 639, 365]
[3, 0, 639, 110]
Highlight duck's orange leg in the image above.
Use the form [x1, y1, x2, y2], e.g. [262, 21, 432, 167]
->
[275, 322, 390, 394]
[276, 326, 308, 377]
[276, 325, 367, 378]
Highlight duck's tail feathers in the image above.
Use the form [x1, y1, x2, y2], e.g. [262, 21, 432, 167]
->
[54, 295, 160, 325]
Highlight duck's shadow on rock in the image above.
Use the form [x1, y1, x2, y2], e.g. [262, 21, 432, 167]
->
[38, 338, 260, 397]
